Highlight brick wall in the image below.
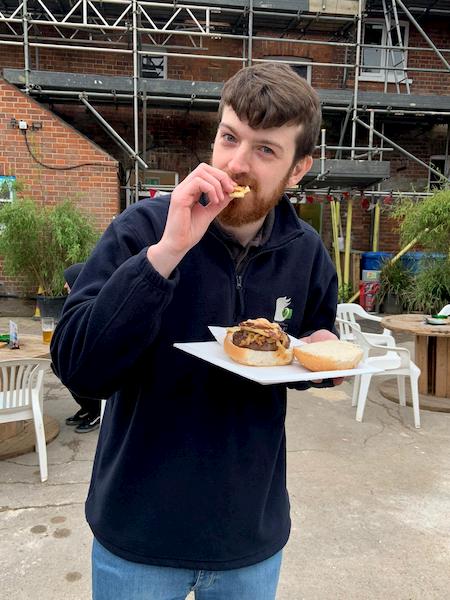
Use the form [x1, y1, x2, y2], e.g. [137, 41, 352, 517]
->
[1, 18, 448, 94]
[0, 77, 119, 296]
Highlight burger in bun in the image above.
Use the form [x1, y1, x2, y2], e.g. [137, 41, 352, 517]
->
[224, 318, 293, 366]
[293, 340, 363, 372]
[229, 185, 250, 199]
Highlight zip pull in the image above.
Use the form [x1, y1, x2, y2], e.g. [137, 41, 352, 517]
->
[234, 274, 245, 321]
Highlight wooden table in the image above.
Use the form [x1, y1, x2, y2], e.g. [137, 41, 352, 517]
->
[381, 314, 450, 399]
[0, 334, 59, 459]
[0, 333, 50, 362]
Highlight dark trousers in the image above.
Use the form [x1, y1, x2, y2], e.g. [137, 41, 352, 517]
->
[72, 393, 101, 418]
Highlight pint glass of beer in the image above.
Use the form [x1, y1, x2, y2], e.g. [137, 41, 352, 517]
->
[41, 317, 55, 344]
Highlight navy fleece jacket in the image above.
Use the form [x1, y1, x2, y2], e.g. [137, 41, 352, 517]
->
[51, 194, 337, 570]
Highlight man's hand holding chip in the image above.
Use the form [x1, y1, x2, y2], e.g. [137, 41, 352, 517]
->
[147, 163, 236, 277]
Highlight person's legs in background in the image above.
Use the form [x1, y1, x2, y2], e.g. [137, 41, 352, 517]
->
[66, 393, 101, 433]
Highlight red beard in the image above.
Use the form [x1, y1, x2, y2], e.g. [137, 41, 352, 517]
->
[218, 172, 291, 227]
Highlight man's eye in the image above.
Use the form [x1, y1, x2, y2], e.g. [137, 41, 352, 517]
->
[260, 146, 274, 155]
[223, 134, 236, 143]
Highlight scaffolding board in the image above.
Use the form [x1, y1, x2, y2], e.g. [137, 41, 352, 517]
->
[4, 68, 450, 117]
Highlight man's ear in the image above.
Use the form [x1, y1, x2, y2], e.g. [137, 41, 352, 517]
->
[287, 156, 313, 187]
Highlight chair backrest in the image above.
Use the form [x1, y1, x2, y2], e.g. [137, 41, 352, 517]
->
[336, 318, 411, 370]
[438, 304, 450, 316]
[0, 359, 51, 411]
[336, 303, 367, 339]
[337, 302, 377, 322]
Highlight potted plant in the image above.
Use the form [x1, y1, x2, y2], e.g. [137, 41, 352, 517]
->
[403, 259, 450, 315]
[0, 198, 99, 318]
[377, 258, 414, 314]
[389, 188, 450, 315]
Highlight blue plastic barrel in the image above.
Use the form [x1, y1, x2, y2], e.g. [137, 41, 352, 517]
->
[361, 251, 393, 271]
[401, 252, 446, 273]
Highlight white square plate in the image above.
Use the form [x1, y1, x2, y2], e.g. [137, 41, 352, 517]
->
[173, 326, 380, 386]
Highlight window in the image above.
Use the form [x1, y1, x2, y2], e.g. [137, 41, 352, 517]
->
[263, 57, 312, 83]
[360, 20, 410, 84]
[141, 55, 167, 79]
[429, 155, 448, 189]
[0, 176, 15, 203]
[290, 64, 311, 81]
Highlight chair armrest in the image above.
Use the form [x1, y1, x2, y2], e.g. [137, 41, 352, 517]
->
[376, 331, 396, 347]
[369, 342, 409, 355]
[368, 343, 411, 368]
[364, 313, 382, 323]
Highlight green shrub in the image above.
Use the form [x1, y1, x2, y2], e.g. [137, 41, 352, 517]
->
[386, 189, 450, 314]
[0, 199, 99, 296]
[378, 259, 414, 307]
[403, 259, 450, 315]
[391, 188, 450, 257]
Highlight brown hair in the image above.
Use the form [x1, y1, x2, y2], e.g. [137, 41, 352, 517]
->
[218, 62, 322, 162]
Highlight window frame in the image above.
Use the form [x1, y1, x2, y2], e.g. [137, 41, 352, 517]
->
[262, 56, 312, 84]
[359, 18, 412, 85]
[140, 54, 167, 80]
[428, 155, 449, 188]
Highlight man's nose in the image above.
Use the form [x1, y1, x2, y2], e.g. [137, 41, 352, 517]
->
[227, 145, 251, 175]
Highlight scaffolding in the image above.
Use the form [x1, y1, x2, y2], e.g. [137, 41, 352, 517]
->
[0, 0, 449, 203]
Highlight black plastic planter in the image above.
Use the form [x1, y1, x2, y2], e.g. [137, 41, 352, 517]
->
[36, 295, 67, 321]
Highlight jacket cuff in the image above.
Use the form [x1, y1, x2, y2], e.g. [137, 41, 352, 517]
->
[140, 247, 180, 292]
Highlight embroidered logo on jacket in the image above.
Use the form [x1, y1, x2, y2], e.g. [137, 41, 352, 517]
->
[274, 296, 292, 322]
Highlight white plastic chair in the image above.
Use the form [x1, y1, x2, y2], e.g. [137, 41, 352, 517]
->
[0, 359, 51, 481]
[438, 304, 450, 316]
[100, 399, 106, 423]
[336, 319, 421, 428]
[337, 303, 396, 347]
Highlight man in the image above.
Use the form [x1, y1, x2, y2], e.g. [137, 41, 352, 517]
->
[63, 263, 102, 433]
[51, 63, 340, 600]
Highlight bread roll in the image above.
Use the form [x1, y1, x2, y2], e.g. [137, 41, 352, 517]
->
[293, 340, 363, 372]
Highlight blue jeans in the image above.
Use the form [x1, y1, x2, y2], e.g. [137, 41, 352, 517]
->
[92, 538, 282, 600]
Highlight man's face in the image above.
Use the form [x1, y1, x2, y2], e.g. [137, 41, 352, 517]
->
[212, 106, 312, 227]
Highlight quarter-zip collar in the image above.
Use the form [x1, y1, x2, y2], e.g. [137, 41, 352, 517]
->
[210, 209, 274, 273]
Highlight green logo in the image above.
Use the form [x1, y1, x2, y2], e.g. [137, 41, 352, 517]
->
[282, 307, 293, 320]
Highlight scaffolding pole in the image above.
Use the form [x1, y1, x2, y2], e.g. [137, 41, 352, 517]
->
[3, 23, 450, 55]
[368, 110, 375, 160]
[351, 0, 363, 160]
[395, 0, 450, 72]
[445, 124, 450, 178]
[355, 117, 449, 182]
[335, 103, 353, 160]
[79, 94, 148, 169]
[247, 0, 253, 67]
[21, 0, 30, 94]
[132, 0, 140, 205]
[142, 89, 147, 169]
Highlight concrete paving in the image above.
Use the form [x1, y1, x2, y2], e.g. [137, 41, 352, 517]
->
[1, 318, 450, 599]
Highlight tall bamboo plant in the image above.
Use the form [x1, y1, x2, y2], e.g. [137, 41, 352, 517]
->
[389, 188, 450, 314]
[0, 198, 99, 296]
